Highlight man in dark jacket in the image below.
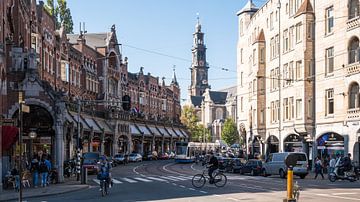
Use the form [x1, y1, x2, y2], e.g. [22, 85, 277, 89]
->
[207, 152, 219, 183]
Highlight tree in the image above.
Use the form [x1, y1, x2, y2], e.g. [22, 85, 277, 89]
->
[221, 118, 238, 146]
[180, 106, 200, 141]
[45, 0, 74, 34]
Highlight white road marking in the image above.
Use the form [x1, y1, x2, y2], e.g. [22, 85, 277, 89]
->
[213, 194, 221, 197]
[146, 176, 168, 182]
[316, 193, 360, 201]
[112, 178, 123, 184]
[93, 179, 100, 185]
[159, 176, 179, 181]
[121, 178, 137, 183]
[179, 185, 186, 188]
[333, 193, 358, 196]
[227, 197, 240, 201]
[133, 165, 140, 175]
[188, 188, 195, 191]
[163, 163, 183, 175]
[172, 183, 177, 186]
[134, 177, 153, 182]
[199, 190, 207, 194]
[167, 176, 188, 181]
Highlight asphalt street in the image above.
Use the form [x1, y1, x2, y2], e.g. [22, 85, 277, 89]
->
[27, 160, 360, 202]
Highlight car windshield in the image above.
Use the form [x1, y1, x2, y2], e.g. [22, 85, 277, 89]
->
[115, 154, 124, 158]
[292, 153, 307, 161]
[130, 154, 137, 157]
[83, 152, 99, 159]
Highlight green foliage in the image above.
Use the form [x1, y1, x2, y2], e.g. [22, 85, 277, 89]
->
[221, 118, 238, 146]
[45, 0, 74, 34]
[180, 105, 212, 142]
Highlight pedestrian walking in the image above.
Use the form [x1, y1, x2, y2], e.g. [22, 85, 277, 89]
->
[329, 155, 336, 174]
[30, 154, 39, 188]
[39, 155, 51, 187]
[314, 157, 324, 179]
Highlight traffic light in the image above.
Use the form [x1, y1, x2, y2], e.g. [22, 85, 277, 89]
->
[122, 95, 131, 111]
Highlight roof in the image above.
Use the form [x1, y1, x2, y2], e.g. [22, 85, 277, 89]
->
[295, 0, 314, 17]
[236, 0, 258, 16]
[209, 91, 228, 104]
[190, 96, 204, 107]
[67, 33, 110, 49]
[218, 86, 237, 98]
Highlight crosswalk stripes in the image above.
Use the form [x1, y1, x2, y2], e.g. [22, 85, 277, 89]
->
[121, 177, 138, 183]
[92, 175, 192, 185]
[134, 177, 153, 182]
[146, 176, 168, 182]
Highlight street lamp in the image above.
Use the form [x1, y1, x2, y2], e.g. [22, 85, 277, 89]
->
[28, 131, 37, 139]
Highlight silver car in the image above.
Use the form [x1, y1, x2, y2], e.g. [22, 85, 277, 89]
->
[129, 153, 142, 162]
[262, 152, 308, 179]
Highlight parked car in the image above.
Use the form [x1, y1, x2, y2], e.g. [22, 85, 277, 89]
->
[168, 152, 175, 159]
[82, 152, 100, 174]
[114, 154, 129, 164]
[262, 152, 308, 179]
[158, 152, 169, 160]
[107, 156, 117, 167]
[142, 152, 154, 161]
[229, 158, 243, 173]
[129, 153, 142, 162]
[240, 159, 263, 176]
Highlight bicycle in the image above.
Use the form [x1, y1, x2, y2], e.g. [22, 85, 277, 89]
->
[192, 168, 227, 188]
[99, 178, 109, 197]
[293, 181, 300, 201]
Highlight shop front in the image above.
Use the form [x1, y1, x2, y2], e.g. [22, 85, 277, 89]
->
[248, 136, 261, 156]
[317, 132, 344, 159]
[157, 126, 172, 153]
[137, 124, 153, 155]
[117, 135, 129, 154]
[284, 134, 303, 152]
[266, 135, 279, 155]
[130, 124, 143, 154]
[147, 125, 163, 153]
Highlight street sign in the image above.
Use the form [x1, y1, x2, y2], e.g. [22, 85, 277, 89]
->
[285, 153, 298, 168]
[22, 104, 30, 113]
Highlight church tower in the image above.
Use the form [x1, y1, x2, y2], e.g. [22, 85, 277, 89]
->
[189, 16, 210, 97]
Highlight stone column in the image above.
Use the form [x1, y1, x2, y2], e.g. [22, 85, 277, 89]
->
[55, 101, 65, 183]
[100, 132, 105, 155]
[161, 136, 164, 154]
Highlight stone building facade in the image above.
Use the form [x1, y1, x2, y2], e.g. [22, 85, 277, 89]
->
[237, 0, 360, 163]
[0, 0, 186, 189]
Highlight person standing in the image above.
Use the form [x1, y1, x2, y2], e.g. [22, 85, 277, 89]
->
[39, 155, 51, 187]
[314, 157, 324, 179]
[329, 155, 336, 174]
[30, 154, 39, 188]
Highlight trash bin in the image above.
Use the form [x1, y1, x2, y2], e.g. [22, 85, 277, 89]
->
[81, 167, 87, 184]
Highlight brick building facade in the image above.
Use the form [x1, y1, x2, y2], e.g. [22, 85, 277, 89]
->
[0, 0, 186, 189]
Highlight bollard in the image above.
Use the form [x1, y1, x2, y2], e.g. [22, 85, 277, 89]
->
[81, 167, 87, 184]
[287, 166, 294, 201]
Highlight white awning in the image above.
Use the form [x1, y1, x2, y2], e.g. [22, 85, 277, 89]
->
[130, 124, 142, 136]
[157, 127, 171, 138]
[137, 125, 153, 137]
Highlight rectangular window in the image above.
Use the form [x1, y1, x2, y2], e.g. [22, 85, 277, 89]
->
[290, 97, 294, 119]
[308, 98, 313, 118]
[275, 100, 280, 121]
[326, 89, 334, 115]
[253, 49, 256, 65]
[260, 47, 265, 63]
[240, 48, 243, 64]
[241, 97, 243, 112]
[283, 29, 289, 52]
[260, 110, 264, 124]
[284, 98, 289, 120]
[253, 79, 256, 94]
[326, 6, 334, 34]
[271, 101, 275, 122]
[289, 61, 294, 83]
[275, 67, 280, 89]
[289, 26, 294, 50]
[275, 34, 280, 56]
[241, 72, 243, 87]
[296, 99, 302, 118]
[283, 63, 289, 86]
[326, 47, 334, 75]
[270, 12, 274, 30]
[270, 37, 275, 59]
[296, 23, 302, 43]
[296, 60, 302, 80]
[270, 69, 274, 89]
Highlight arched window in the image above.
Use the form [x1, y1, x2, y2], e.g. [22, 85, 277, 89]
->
[108, 52, 117, 69]
[349, 0, 360, 19]
[240, 19, 244, 35]
[349, 37, 360, 64]
[349, 82, 359, 109]
[215, 108, 223, 120]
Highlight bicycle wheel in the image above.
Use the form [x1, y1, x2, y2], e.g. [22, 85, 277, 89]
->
[214, 173, 227, 187]
[100, 181, 105, 197]
[192, 174, 206, 188]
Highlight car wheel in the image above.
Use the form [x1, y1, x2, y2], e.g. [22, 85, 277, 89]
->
[279, 169, 286, 179]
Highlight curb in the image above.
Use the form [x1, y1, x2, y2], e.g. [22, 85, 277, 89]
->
[0, 184, 90, 202]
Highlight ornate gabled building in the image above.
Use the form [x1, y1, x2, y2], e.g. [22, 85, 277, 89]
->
[187, 18, 238, 142]
[0, 0, 186, 190]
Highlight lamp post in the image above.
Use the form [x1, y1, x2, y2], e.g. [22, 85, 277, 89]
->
[277, 0, 282, 153]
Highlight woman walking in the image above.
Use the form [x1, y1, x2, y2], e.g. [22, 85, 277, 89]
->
[314, 157, 324, 179]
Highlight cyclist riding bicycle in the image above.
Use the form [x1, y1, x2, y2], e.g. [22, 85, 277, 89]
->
[207, 151, 219, 184]
[97, 156, 112, 191]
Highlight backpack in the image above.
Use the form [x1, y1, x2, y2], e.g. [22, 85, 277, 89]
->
[39, 161, 48, 173]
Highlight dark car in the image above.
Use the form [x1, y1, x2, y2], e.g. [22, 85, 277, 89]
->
[229, 158, 243, 173]
[240, 159, 263, 176]
[82, 152, 100, 174]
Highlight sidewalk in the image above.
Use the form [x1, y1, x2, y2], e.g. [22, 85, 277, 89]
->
[0, 177, 90, 202]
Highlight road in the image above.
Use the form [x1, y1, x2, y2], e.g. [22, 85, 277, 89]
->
[29, 160, 360, 202]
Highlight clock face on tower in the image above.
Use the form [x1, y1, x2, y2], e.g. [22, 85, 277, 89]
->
[199, 60, 204, 66]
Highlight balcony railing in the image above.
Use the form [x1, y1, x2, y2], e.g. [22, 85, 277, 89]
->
[346, 61, 360, 76]
[347, 108, 360, 119]
[347, 16, 360, 31]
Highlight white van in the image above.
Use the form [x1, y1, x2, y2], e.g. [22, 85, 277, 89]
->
[262, 152, 308, 179]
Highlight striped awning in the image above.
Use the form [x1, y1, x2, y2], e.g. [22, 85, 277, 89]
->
[147, 125, 162, 137]
[70, 113, 90, 131]
[157, 126, 171, 138]
[83, 117, 102, 133]
[166, 127, 179, 138]
[137, 124, 153, 137]
[95, 119, 114, 134]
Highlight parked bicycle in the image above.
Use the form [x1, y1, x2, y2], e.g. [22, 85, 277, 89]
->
[192, 168, 227, 188]
[293, 181, 300, 201]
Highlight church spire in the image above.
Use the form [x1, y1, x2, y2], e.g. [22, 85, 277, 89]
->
[171, 65, 178, 86]
[195, 12, 201, 32]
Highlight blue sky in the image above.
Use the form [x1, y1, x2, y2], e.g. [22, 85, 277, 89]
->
[66, 0, 264, 101]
